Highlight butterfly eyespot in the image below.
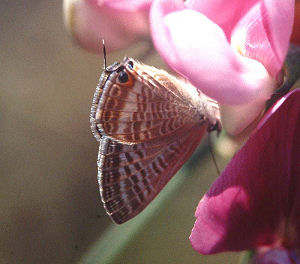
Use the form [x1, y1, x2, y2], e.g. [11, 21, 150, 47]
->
[118, 71, 129, 83]
[128, 61, 134, 69]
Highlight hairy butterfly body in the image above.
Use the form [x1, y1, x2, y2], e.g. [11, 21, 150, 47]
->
[90, 57, 221, 224]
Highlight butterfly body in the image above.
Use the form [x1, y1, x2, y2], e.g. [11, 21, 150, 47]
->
[90, 57, 221, 224]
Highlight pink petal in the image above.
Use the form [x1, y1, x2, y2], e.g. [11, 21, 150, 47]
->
[185, 0, 259, 40]
[149, 0, 185, 68]
[231, 0, 294, 78]
[190, 89, 300, 254]
[185, 0, 294, 78]
[150, 2, 276, 104]
[105, 0, 152, 12]
[63, 0, 150, 53]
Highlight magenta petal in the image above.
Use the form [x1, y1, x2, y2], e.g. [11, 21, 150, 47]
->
[190, 89, 300, 254]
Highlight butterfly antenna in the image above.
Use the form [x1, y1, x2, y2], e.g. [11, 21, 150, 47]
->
[102, 39, 107, 70]
[208, 133, 221, 176]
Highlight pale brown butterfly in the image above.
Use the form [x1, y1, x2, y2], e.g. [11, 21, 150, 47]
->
[90, 56, 221, 224]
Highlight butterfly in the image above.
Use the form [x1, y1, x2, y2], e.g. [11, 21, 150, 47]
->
[90, 57, 221, 224]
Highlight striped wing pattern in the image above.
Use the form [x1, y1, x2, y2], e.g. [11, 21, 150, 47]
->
[90, 58, 218, 224]
[98, 125, 206, 224]
[94, 73, 201, 143]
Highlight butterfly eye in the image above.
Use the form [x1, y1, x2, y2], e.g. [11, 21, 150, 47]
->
[118, 71, 129, 83]
[128, 61, 134, 69]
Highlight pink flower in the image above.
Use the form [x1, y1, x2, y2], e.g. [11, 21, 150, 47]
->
[63, 0, 152, 52]
[150, 0, 295, 135]
[190, 89, 300, 261]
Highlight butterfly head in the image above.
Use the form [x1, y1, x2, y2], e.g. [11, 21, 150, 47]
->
[104, 57, 138, 88]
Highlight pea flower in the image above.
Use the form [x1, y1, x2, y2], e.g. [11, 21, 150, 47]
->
[150, 0, 295, 135]
[189, 89, 300, 263]
[63, 0, 152, 52]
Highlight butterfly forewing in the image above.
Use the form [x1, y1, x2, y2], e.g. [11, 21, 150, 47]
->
[90, 57, 220, 224]
[92, 59, 203, 144]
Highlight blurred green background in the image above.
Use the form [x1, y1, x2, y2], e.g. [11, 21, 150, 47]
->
[1, 1, 239, 263]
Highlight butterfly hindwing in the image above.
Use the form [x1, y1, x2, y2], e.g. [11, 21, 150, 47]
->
[97, 124, 207, 224]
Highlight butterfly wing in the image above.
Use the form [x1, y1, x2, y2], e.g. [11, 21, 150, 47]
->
[90, 58, 219, 223]
[91, 59, 205, 144]
[98, 124, 207, 224]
